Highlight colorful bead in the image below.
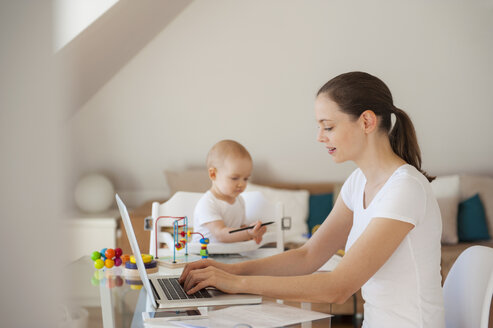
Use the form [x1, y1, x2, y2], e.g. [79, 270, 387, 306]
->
[105, 248, 115, 260]
[94, 259, 104, 270]
[91, 251, 101, 261]
[104, 258, 114, 269]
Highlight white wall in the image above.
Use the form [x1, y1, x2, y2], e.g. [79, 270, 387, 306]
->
[1, 2, 66, 326]
[70, 0, 493, 207]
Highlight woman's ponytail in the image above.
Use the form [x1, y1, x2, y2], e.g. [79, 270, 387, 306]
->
[390, 107, 435, 182]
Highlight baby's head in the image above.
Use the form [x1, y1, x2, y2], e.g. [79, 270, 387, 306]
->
[206, 140, 252, 202]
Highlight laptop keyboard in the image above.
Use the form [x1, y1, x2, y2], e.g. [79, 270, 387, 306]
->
[157, 277, 212, 300]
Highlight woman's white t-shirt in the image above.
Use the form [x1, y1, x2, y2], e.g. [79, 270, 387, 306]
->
[193, 191, 246, 243]
[341, 164, 445, 328]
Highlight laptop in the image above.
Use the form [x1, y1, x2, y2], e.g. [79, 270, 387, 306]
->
[115, 194, 262, 309]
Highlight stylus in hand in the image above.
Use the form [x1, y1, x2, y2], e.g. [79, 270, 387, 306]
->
[229, 221, 274, 234]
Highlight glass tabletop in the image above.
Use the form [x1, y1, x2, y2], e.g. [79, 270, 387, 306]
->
[62, 256, 332, 328]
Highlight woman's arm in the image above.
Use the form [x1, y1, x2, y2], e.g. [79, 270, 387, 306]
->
[182, 217, 413, 304]
[180, 195, 353, 281]
[233, 195, 354, 276]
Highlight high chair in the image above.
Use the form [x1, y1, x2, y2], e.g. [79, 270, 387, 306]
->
[149, 191, 285, 259]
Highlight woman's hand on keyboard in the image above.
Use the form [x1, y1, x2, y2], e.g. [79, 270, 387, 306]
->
[181, 264, 243, 295]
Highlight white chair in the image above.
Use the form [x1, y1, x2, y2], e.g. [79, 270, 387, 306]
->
[443, 245, 493, 328]
[149, 191, 284, 259]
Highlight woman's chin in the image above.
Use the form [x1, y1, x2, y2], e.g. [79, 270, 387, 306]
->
[331, 156, 346, 164]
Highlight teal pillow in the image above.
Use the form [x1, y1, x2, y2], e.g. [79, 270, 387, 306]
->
[457, 193, 491, 242]
[307, 193, 333, 235]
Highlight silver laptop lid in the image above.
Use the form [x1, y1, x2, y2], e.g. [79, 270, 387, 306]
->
[115, 194, 158, 307]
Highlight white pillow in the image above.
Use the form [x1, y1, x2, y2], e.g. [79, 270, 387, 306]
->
[430, 175, 460, 244]
[245, 183, 310, 243]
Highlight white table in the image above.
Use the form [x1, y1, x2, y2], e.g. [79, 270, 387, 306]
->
[63, 254, 332, 328]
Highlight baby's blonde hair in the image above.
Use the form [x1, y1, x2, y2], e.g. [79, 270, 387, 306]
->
[206, 140, 252, 169]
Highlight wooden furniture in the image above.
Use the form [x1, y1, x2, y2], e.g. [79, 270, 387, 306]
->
[116, 199, 165, 255]
[64, 210, 120, 262]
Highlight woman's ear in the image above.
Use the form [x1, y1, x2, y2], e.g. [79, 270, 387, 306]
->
[360, 110, 378, 133]
[208, 167, 217, 180]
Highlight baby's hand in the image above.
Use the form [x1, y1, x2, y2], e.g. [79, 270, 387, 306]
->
[248, 220, 267, 244]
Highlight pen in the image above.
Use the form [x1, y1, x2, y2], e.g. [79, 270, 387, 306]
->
[229, 221, 274, 234]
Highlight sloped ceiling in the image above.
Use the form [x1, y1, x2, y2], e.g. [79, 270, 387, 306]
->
[56, 0, 193, 117]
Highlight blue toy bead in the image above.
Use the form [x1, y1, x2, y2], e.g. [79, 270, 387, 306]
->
[199, 238, 210, 244]
[100, 248, 108, 258]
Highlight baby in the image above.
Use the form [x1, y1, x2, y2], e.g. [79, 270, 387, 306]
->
[193, 140, 267, 244]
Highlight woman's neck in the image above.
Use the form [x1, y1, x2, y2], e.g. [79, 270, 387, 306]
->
[355, 135, 406, 185]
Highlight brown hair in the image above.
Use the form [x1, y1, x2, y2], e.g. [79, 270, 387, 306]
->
[317, 71, 435, 182]
[206, 139, 252, 169]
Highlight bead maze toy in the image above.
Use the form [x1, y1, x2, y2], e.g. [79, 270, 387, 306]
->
[154, 216, 209, 268]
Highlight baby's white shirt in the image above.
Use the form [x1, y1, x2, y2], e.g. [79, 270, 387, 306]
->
[193, 190, 246, 243]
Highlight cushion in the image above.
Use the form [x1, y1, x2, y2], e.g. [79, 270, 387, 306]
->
[459, 175, 493, 239]
[164, 168, 210, 195]
[307, 193, 333, 235]
[245, 183, 310, 243]
[457, 194, 491, 242]
[430, 175, 460, 244]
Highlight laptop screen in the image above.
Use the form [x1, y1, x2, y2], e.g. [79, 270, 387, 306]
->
[115, 194, 158, 307]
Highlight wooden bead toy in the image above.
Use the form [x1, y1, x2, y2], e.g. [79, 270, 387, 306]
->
[105, 248, 115, 259]
[199, 238, 210, 259]
[120, 254, 130, 264]
[105, 258, 114, 269]
[130, 254, 153, 264]
[91, 251, 101, 261]
[94, 259, 104, 270]
[91, 247, 126, 270]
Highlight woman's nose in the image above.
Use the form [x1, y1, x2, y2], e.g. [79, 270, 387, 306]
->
[317, 129, 327, 143]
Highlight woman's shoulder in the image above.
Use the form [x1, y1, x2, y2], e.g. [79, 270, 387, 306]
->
[389, 164, 431, 195]
[346, 167, 365, 182]
[393, 164, 429, 184]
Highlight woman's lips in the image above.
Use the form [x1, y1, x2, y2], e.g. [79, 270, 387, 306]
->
[327, 147, 336, 155]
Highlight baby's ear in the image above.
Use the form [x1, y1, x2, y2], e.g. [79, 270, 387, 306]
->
[208, 167, 217, 180]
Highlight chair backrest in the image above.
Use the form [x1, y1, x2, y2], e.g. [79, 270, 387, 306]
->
[149, 191, 203, 257]
[443, 245, 493, 328]
[149, 191, 284, 257]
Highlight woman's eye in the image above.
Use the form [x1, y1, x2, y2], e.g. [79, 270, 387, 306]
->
[324, 127, 333, 131]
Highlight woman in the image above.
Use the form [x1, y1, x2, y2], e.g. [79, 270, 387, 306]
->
[179, 72, 445, 328]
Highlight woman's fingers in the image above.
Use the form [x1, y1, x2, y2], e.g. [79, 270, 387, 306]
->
[183, 266, 239, 295]
[184, 267, 213, 293]
[179, 259, 208, 283]
[187, 278, 212, 295]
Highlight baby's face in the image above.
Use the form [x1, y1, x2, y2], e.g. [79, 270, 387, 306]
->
[212, 156, 252, 202]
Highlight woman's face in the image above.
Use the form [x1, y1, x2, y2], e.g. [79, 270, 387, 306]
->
[315, 95, 365, 163]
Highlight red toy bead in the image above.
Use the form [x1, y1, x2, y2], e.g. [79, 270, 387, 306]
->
[105, 248, 115, 260]
[114, 248, 122, 258]
[114, 257, 122, 267]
